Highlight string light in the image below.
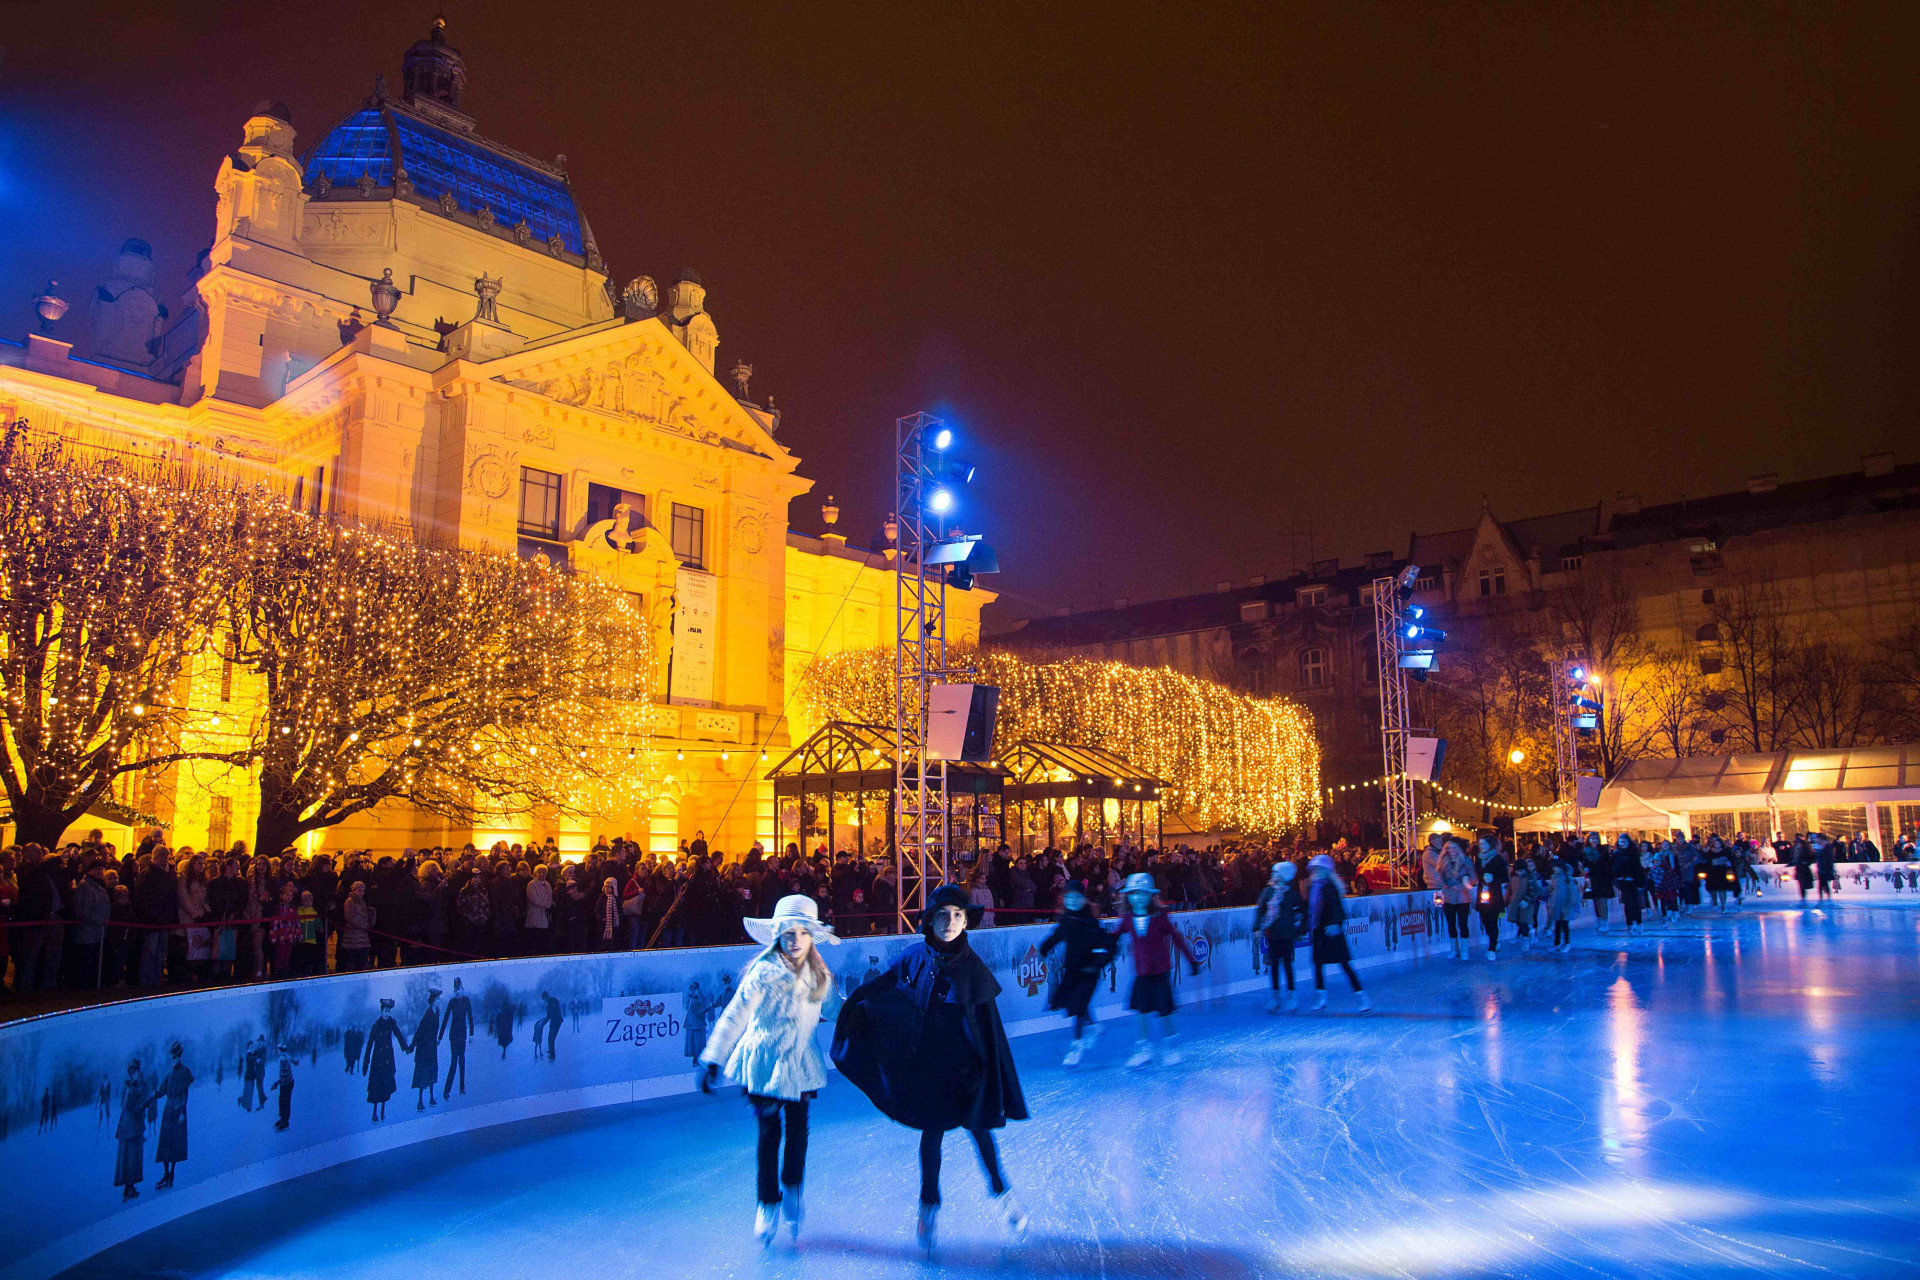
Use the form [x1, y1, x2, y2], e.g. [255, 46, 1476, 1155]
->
[800, 649, 1321, 836]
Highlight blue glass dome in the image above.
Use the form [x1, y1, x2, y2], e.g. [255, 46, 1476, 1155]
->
[302, 103, 586, 257]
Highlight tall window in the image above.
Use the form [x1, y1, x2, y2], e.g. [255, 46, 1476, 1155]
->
[207, 795, 232, 855]
[1298, 646, 1329, 688]
[586, 482, 646, 530]
[1478, 567, 1506, 597]
[671, 502, 705, 567]
[518, 466, 563, 539]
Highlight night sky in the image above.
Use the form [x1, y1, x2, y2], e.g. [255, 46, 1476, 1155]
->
[4, 3, 1917, 626]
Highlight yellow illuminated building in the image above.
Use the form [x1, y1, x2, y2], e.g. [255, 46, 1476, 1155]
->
[0, 23, 988, 859]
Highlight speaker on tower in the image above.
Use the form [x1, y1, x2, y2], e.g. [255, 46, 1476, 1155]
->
[927, 684, 1000, 762]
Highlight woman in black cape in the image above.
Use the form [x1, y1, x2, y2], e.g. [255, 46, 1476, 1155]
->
[832, 884, 1029, 1251]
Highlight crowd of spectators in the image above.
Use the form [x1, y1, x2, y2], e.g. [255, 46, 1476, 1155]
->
[0, 828, 1368, 1003]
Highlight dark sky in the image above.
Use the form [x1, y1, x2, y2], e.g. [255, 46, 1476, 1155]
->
[4, 3, 1917, 626]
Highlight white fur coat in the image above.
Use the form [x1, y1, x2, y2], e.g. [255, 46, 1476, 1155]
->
[699, 952, 841, 1099]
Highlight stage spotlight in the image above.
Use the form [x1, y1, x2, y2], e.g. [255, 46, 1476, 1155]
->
[928, 488, 954, 513]
[933, 427, 952, 450]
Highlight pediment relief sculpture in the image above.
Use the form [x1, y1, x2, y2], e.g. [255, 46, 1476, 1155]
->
[506, 351, 766, 455]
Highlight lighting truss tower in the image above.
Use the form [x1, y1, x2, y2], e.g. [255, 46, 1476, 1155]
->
[893, 411, 951, 932]
[1372, 574, 1416, 885]
[1550, 655, 1583, 836]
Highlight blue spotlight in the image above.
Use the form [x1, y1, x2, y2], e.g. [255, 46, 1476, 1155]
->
[933, 428, 952, 450]
[928, 488, 954, 513]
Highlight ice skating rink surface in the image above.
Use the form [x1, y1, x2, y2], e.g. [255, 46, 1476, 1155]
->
[66, 899, 1920, 1279]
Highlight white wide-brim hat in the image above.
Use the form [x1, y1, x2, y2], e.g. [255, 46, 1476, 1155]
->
[744, 894, 841, 947]
[1122, 872, 1158, 896]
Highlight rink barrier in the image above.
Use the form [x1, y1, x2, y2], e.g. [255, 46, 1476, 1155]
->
[0, 887, 1525, 1280]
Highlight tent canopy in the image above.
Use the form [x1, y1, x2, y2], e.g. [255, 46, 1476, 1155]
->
[1513, 787, 1679, 834]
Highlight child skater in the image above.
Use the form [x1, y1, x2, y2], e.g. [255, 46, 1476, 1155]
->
[833, 884, 1029, 1252]
[1252, 862, 1306, 1011]
[1307, 855, 1371, 1010]
[699, 894, 841, 1247]
[1039, 879, 1117, 1065]
[1115, 872, 1202, 1067]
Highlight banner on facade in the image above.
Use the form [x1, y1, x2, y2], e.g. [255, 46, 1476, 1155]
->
[669, 567, 717, 706]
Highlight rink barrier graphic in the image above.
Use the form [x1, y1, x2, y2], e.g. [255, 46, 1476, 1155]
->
[0, 887, 1520, 1280]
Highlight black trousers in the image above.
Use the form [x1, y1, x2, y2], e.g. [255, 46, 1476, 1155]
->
[1442, 903, 1471, 939]
[1266, 945, 1295, 991]
[752, 1096, 809, 1205]
[1553, 919, 1571, 945]
[919, 1127, 1006, 1206]
[444, 1037, 468, 1094]
[1479, 907, 1502, 948]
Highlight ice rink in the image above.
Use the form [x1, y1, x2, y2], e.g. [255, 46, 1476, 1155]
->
[65, 898, 1920, 1279]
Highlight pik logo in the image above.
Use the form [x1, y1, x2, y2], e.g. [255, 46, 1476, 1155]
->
[1014, 944, 1047, 996]
[623, 998, 668, 1018]
[1183, 929, 1211, 970]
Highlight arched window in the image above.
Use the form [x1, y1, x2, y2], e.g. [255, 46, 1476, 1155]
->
[1298, 646, 1330, 688]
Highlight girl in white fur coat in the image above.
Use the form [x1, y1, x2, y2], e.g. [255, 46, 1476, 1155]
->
[699, 894, 841, 1246]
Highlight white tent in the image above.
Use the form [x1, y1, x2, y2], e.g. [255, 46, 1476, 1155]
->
[1513, 787, 1680, 834]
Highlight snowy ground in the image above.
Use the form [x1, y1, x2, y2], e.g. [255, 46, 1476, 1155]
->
[64, 898, 1920, 1279]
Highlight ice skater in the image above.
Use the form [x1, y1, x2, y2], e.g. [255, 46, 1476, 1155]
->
[1438, 837, 1476, 958]
[1547, 848, 1580, 951]
[1253, 862, 1306, 1010]
[154, 1042, 193, 1190]
[273, 1043, 295, 1132]
[363, 997, 409, 1123]
[538, 990, 563, 1061]
[442, 977, 474, 1096]
[411, 988, 442, 1110]
[698, 894, 841, 1247]
[1038, 879, 1117, 1062]
[1115, 872, 1202, 1066]
[343, 1025, 364, 1075]
[1474, 834, 1508, 960]
[113, 1059, 155, 1202]
[833, 884, 1029, 1253]
[1307, 855, 1371, 1011]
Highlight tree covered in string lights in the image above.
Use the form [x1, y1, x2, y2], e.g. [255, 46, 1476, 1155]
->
[799, 648, 1321, 836]
[225, 503, 659, 856]
[0, 454, 247, 846]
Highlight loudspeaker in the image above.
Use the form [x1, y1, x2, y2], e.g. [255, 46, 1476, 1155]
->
[1576, 776, 1605, 808]
[1405, 735, 1448, 782]
[927, 684, 999, 762]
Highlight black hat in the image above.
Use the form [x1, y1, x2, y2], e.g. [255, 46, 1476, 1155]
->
[921, 882, 981, 932]
[1064, 878, 1088, 896]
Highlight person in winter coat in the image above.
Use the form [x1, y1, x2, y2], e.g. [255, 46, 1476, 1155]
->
[114, 1058, 156, 1200]
[1115, 873, 1202, 1068]
[1253, 863, 1307, 1010]
[1612, 836, 1647, 934]
[1584, 835, 1615, 934]
[362, 997, 410, 1123]
[1814, 834, 1839, 901]
[523, 866, 554, 955]
[410, 988, 443, 1111]
[1473, 836, 1509, 961]
[1647, 842, 1681, 924]
[1546, 851, 1580, 951]
[1306, 855, 1371, 1010]
[699, 894, 842, 1246]
[339, 881, 374, 972]
[154, 1041, 193, 1189]
[1039, 879, 1118, 1063]
[1505, 857, 1542, 952]
[1438, 838, 1476, 959]
[831, 883, 1029, 1253]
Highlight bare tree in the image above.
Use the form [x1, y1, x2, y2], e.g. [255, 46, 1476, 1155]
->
[0, 455, 245, 846]
[1869, 619, 1920, 742]
[1550, 563, 1655, 776]
[224, 507, 657, 855]
[1784, 638, 1877, 748]
[1417, 617, 1551, 820]
[1708, 573, 1803, 751]
[1641, 647, 1713, 758]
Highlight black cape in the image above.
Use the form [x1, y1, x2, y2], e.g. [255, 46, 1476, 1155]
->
[832, 935, 1028, 1133]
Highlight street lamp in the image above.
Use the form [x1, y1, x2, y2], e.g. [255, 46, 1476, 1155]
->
[1508, 748, 1526, 765]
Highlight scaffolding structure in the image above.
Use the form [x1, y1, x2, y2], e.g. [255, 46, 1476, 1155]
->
[893, 411, 952, 932]
[1372, 573, 1416, 884]
[1551, 654, 1585, 836]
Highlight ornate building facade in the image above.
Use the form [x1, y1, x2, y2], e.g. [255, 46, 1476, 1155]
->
[1, 23, 988, 857]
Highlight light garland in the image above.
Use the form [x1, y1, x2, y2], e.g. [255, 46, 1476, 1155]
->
[1323, 773, 1533, 814]
[799, 649, 1321, 837]
[1, 450, 662, 850]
